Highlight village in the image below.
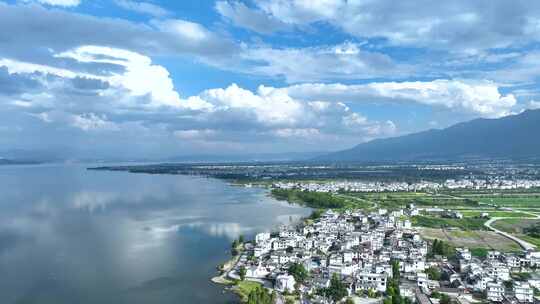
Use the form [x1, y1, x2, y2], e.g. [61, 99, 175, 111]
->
[221, 208, 540, 304]
[273, 179, 540, 194]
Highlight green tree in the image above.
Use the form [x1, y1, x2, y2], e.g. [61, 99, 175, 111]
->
[247, 286, 273, 304]
[239, 266, 247, 281]
[392, 260, 400, 280]
[440, 294, 451, 304]
[345, 297, 355, 304]
[327, 273, 348, 302]
[426, 266, 441, 280]
[288, 263, 308, 283]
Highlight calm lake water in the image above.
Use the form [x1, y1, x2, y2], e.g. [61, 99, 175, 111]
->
[0, 164, 310, 304]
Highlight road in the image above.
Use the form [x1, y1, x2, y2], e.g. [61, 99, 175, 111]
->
[484, 213, 539, 251]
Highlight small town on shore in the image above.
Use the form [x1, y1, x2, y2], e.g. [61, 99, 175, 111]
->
[214, 207, 540, 304]
[272, 179, 540, 194]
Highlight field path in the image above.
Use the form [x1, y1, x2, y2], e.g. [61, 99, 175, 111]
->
[484, 214, 540, 250]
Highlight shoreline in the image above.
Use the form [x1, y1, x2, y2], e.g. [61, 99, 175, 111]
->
[211, 253, 240, 285]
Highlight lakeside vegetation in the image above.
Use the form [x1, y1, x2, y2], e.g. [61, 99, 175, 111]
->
[271, 188, 365, 209]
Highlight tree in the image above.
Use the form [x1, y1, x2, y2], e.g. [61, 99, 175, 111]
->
[440, 294, 451, 304]
[231, 239, 240, 256]
[238, 235, 245, 244]
[247, 286, 273, 304]
[288, 263, 309, 283]
[426, 266, 441, 280]
[239, 266, 247, 281]
[345, 297, 355, 304]
[327, 273, 348, 302]
[392, 260, 400, 280]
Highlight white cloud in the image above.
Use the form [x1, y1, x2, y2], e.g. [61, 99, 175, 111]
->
[282, 80, 517, 118]
[70, 113, 119, 131]
[57, 46, 183, 108]
[115, 0, 170, 17]
[273, 128, 320, 138]
[528, 101, 540, 110]
[213, 0, 540, 56]
[174, 129, 217, 140]
[241, 42, 407, 83]
[30, 0, 81, 7]
[0, 46, 395, 150]
[216, 1, 290, 34]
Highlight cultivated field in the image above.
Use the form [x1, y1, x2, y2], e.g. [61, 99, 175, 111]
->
[419, 228, 522, 252]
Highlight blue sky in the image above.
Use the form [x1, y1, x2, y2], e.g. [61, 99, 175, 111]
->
[1, 0, 539, 159]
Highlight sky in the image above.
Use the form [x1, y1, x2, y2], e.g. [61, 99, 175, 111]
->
[1, 0, 540, 159]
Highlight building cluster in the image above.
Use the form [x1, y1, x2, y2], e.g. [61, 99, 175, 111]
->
[456, 248, 540, 303]
[273, 178, 540, 193]
[228, 209, 540, 304]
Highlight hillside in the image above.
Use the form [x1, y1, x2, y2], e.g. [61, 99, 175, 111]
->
[318, 109, 540, 162]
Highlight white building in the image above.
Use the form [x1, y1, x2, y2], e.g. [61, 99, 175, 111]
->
[514, 281, 534, 303]
[487, 282, 504, 302]
[356, 272, 387, 292]
[255, 232, 271, 244]
[275, 274, 296, 292]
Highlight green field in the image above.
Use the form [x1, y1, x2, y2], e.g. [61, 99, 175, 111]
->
[346, 191, 478, 211]
[419, 228, 521, 252]
[412, 216, 488, 230]
[461, 194, 540, 208]
[492, 218, 540, 247]
[460, 210, 532, 218]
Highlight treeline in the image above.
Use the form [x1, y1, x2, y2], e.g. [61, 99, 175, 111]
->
[271, 189, 347, 209]
[384, 261, 412, 304]
[430, 239, 455, 258]
[525, 223, 540, 238]
[246, 286, 277, 304]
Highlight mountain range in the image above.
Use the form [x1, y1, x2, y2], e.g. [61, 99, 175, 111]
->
[318, 109, 540, 162]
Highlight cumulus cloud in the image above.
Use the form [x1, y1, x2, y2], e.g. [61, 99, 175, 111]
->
[281, 80, 517, 118]
[241, 42, 409, 83]
[0, 2, 415, 83]
[216, 1, 290, 34]
[528, 101, 540, 110]
[0, 2, 238, 69]
[114, 0, 170, 17]
[220, 0, 540, 52]
[27, 0, 81, 7]
[0, 45, 398, 154]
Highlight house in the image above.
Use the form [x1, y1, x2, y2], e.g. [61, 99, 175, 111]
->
[514, 281, 534, 303]
[456, 248, 471, 261]
[246, 263, 269, 278]
[255, 232, 271, 244]
[356, 271, 388, 292]
[275, 274, 296, 292]
[486, 282, 504, 302]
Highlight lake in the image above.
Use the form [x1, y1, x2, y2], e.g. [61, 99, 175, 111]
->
[0, 164, 310, 304]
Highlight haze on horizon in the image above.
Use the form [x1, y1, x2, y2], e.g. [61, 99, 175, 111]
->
[1, 0, 539, 159]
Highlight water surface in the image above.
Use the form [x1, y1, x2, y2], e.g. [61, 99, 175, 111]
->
[0, 164, 310, 304]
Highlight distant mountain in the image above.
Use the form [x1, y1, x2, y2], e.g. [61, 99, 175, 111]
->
[0, 158, 40, 165]
[0, 149, 60, 163]
[167, 152, 327, 163]
[318, 109, 540, 162]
